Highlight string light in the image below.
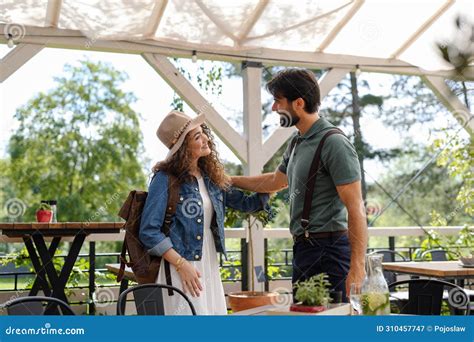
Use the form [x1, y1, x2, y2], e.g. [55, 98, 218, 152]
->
[355, 64, 361, 77]
[192, 50, 197, 63]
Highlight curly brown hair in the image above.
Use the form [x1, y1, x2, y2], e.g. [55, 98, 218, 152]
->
[152, 124, 230, 190]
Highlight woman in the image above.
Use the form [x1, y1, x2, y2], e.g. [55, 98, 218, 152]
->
[139, 110, 270, 315]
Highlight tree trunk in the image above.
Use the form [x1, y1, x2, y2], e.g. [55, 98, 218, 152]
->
[349, 72, 367, 202]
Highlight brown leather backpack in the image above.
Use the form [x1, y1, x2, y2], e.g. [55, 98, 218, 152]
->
[117, 174, 179, 286]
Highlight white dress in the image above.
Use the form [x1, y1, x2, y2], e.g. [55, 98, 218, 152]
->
[156, 177, 227, 315]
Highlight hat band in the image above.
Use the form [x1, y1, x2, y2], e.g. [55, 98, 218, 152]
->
[170, 119, 193, 147]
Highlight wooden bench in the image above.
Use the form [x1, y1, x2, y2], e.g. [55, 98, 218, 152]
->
[106, 263, 136, 294]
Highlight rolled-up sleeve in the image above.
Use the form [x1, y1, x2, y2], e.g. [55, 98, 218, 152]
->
[322, 134, 361, 186]
[224, 187, 271, 214]
[139, 172, 173, 256]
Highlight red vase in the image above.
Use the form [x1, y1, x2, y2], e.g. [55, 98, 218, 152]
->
[36, 210, 52, 223]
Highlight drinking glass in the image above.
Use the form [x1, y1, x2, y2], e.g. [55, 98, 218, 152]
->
[350, 283, 362, 315]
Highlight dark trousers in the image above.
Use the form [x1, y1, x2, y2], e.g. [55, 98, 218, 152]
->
[292, 233, 351, 303]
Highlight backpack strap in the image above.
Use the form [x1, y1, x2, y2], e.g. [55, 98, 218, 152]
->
[163, 174, 180, 295]
[117, 191, 136, 282]
[117, 240, 127, 282]
[300, 128, 345, 237]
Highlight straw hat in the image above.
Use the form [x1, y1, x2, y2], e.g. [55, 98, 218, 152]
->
[157, 110, 206, 159]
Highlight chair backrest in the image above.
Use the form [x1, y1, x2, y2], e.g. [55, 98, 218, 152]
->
[117, 283, 196, 315]
[369, 249, 407, 262]
[388, 279, 470, 315]
[420, 249, 448, 261]
[3, 296, 74, 315]
[368, 250, 407, 284]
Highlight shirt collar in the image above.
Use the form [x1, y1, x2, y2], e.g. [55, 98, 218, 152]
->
[298, 117, 332, 140]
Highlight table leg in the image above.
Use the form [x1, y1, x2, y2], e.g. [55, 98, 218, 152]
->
[56, 233, 86, 287]
[29, 237, 60, 295]
[24, 237, 52, 296]
[32, 233, 87, 304]
[32, 234, 68, 303]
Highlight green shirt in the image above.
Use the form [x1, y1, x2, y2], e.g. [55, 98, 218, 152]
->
[278, 118, 361, 236]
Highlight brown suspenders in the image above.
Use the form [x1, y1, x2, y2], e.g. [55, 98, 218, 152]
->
[290, 128, 346, 237]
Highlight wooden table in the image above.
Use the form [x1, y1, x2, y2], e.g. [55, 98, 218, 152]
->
[382, 261, 474, 279]
[382, 261, 474, 288]
[0, 222, 123, 304]
[231, 303, 351, 316]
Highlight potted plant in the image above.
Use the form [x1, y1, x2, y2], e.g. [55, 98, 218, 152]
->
[227, 197, 280, 312]
[36, 202, 53, 222]
[290, 273, 332, 313]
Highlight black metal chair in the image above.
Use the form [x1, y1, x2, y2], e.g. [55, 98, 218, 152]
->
[388, 279, 470, 315]
[2, 296, 75, 315]
[420, 249, 448, 261]
[419, 249, 474, 299]
[117, 283, 196, 315]
[368, 250, 407, 284]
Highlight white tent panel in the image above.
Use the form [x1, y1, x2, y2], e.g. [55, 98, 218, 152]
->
[0, 0, 473, 73]
[58, 0, 157, 39]
[243, 0, 353, 49]
[190, 0, 258, 40]
[325, 0, 448, 59]
[156, 0, 235, 46]
[399, 0, 474, 71]
[0, 0, 47, 27]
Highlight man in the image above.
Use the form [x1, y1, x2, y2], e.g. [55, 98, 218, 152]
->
[231, 68, 367, 300]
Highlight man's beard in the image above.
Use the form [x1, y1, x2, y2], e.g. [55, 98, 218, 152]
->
[278, 110, 300, 127]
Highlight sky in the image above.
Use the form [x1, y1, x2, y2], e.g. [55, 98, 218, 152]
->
[0, 44, 463, 182]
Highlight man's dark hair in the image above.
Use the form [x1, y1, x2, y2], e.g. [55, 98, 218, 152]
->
[266, 68, 321, 113]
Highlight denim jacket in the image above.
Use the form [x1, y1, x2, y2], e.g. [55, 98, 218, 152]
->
[139, 171, 270, 261]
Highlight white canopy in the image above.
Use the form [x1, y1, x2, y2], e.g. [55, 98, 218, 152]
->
[1, 0, 473, 291]
[1, 0, 473, 78]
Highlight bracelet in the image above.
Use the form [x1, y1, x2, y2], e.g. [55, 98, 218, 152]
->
[175, 257, 185, 272]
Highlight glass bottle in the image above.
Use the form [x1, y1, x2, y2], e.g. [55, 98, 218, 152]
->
[360, 253, 390, 315]
[49, 200, 57, 223]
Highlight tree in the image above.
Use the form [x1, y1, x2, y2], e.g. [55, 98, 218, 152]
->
[2, 59, 147, 222]
[367, 141, 470, 228]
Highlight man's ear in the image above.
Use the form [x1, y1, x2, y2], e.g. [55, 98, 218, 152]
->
[292, 98, 305, 112]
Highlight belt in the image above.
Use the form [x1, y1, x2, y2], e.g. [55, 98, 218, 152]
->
[293, 230, 347, 243]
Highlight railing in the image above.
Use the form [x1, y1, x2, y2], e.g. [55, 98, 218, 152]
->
[0, 226, 468, 314]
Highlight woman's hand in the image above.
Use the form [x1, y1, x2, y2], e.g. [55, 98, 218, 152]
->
[177, 261, 203, 297]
